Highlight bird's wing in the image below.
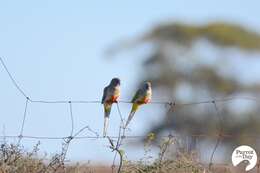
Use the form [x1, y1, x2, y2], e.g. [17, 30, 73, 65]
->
[131, 89, 143, 103]
[101, 86, 109, 104]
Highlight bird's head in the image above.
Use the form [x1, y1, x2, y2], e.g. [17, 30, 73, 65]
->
[144, 82, 151, 90]
[110, 78, 121, 86]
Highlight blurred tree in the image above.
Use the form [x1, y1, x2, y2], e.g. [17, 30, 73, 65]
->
[107, 22, 260, 160]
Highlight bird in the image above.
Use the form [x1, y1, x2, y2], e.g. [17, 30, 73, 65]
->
[101, 78, 121, 137]
[125, 82, 152, 128]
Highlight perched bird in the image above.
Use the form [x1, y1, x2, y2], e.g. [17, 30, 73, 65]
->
[101, 78, 121, 137]
[125, 82, 152, 128]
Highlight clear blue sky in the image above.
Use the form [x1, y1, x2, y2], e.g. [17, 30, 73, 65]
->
[0, 0, 259, 163]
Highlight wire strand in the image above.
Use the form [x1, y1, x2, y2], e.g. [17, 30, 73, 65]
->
[17, 97, 29, 144]
[0, 57, 29, 99]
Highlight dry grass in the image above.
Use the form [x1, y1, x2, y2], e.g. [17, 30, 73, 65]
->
[122, 153, 204, 173]
[0, 140, 258, 173]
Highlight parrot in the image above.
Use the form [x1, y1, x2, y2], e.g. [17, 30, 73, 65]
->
[101, 78, 121, 137]
[125, 82, 152, 128]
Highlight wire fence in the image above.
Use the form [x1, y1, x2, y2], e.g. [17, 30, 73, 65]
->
[0, 57, 260, 172]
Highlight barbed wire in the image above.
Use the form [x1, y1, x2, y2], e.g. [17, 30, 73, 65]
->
[1, 57, 260, 172]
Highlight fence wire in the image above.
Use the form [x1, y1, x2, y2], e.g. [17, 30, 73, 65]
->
[1, 57, 260, 172]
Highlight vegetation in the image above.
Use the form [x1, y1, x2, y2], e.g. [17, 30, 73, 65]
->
[109, 21, 260, 157]
[0, 140, 206, 173]
[144, 22, 260, 50]
[0, 137, 254, 173]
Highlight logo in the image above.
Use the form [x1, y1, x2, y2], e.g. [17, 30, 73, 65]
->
[232, 145, 257, 171]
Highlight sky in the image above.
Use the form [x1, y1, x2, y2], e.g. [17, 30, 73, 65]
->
[0, 0, 260, 163]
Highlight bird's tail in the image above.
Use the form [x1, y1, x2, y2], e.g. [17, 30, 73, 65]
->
[125, 103, 139, 128]
[103, 117, 109, 137]
[103, 104, 112, 137]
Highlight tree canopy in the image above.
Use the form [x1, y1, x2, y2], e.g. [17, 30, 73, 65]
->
[108, 21, 260, 159]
